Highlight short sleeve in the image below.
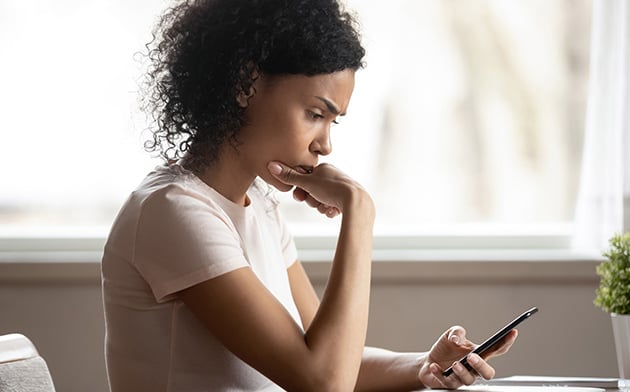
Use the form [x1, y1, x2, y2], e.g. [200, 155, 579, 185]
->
[276, 210, 298, 268]
[251, 179, 298, 268]
[133, 185, 249, 302]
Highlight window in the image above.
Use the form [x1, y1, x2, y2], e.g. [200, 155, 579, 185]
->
[0, 0, 594, 254]
[282, 0, 593, 241]
[0, 1, 165, 230]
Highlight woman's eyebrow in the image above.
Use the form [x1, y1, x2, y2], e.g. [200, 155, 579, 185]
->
[314, 96, 345, 116]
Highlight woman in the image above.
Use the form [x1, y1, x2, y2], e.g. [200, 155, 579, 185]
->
[101, 0, 517, 390]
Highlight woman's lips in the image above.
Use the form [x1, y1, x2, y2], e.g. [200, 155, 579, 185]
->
[295, 165, 313, 174]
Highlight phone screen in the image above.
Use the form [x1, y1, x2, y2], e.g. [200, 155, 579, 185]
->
[442, 306, 538, 377]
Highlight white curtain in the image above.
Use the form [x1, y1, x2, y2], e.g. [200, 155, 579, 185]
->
[572, 0, 630, 253]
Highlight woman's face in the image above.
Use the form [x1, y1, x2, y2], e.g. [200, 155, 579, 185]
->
[237, 69, 356, 192]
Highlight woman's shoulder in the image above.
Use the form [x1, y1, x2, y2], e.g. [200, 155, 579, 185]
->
[132, 164, 198, 201]
[127, 167, 283, 222]
[114, 163, 223, 222]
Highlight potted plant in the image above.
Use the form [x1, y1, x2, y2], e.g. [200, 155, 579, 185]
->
[594, 230, 630, 378]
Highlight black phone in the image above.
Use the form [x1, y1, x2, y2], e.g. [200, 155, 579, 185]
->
[442, 306, 538, 377]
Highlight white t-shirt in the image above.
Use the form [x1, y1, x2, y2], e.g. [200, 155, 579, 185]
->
[102, 163, 300, 392]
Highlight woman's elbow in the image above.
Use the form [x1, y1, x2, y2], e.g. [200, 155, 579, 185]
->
[295, 369, 358, 392]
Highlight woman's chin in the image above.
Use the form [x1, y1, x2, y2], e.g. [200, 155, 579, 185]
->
[273, 182, 294, 193]
[262, 176, 293, 193]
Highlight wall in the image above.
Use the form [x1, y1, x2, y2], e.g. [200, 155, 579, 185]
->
[0, 258, 617, 392]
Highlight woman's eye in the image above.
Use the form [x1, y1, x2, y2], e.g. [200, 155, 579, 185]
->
[307, 111, 340, 125]
[309, 111, 323, 120]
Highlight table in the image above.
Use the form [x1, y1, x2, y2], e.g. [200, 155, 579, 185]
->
[417, 376, 629, 392]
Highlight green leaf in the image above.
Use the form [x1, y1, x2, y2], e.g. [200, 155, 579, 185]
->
[594, 231, 630, 315]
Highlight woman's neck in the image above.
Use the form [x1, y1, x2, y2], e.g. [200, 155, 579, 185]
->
[186, 151, 255, 207]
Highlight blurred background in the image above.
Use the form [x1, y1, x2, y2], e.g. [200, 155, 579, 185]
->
[0, 0, 592, 237]
[3, 2, 628, 392]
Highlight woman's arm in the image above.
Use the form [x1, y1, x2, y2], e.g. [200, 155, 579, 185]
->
[288, 261, 425, 391]
[288, 255, 518, 391]
[179, 162, 374, 392]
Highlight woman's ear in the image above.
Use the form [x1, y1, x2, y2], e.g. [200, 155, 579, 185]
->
[236, 88, 253, 108]
[236, 65, 259, 108]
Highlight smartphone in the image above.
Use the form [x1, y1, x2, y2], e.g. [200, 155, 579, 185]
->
[442, 306, 538, 377]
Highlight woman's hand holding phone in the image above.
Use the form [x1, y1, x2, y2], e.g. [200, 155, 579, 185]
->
[418, 307, 536, 389]
[442, 307, 537, 377]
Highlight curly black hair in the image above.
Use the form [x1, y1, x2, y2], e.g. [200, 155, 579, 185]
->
[142, 0, 366, 171]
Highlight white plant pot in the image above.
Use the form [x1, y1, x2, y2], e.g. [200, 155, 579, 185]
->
[611, 313, 630, 378]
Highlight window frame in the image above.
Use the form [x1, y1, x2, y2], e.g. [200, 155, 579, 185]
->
[0, 223, 605, 265]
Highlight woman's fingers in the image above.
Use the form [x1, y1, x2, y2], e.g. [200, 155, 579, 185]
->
[269, 161, 361, 218]
[428, 363, 465, 389]
[483, 329, 518, 359]
[451, 359, 479, 385]
[466, 353, 495, 380]
[423, 324, 518, 390]
[268, 162, 307, 187]
[292, 187, 308, 202]
[429, 353, 494, 389]
[296, 189, 340, 218]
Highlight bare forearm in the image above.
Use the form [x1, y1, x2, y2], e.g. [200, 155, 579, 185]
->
[304, 193, 375, 388]
[268, 162, 376, 389]
[355, 347, 426, 392]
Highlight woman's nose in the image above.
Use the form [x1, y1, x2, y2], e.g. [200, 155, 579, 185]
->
[311, 128, 332, 156]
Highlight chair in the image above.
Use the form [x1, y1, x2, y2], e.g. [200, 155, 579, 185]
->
[0, 333, 56, 392]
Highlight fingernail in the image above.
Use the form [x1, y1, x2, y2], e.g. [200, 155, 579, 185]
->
[268, 162, 282, 175]
[450, 335, 460, 345]
[467, 354, 480, 365]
